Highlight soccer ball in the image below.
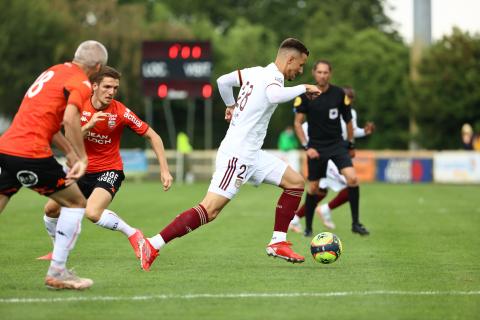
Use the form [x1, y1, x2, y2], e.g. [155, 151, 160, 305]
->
[310, 232, 343, 264]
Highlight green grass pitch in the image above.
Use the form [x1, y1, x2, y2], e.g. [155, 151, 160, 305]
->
[0, 182, 479, 319]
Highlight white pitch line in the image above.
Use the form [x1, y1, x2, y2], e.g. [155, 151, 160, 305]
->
[1, 291, 479, 304]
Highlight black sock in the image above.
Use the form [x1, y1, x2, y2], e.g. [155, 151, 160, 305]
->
[305, 193, 321, 231]
[348, 186, 360, 225]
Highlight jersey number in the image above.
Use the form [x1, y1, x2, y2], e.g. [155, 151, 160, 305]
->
[238, 82, 254, 111]
[26, 71, 55, 98]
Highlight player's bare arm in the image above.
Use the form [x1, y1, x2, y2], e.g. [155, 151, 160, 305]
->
[52, 131, 78, 170]
[63, 103, 87, 180]
[81, 111, 109, 136]
[294, 112, 319, 159]
[143, 127, 173, 191]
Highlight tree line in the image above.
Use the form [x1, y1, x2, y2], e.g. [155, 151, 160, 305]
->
[1, 0, 479, 150]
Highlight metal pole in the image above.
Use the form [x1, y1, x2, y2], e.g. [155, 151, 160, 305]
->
[163, 99, 176, 149]
[410, 0, 432, 150]
[205, 98, 212, 149]
[186, 99, 195, 145]
[144, 97, 153, 149]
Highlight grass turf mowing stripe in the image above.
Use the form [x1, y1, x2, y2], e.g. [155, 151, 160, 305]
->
[1, 291, 479, 303]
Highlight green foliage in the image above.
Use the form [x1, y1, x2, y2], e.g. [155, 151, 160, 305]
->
[414, 28, 480, 149]
[2, 0, 475, 150]
[0, 0, 75, 115]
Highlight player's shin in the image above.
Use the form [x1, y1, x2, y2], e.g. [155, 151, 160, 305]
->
[271, 188, 303, 243]
[49, 207, 85, 272]
[43, 214, 58, 245]
[347, 186, 359, 224]
[153, 204, 209, 249]
[305, 193, 322, 233]
[95, 209, 136, 237]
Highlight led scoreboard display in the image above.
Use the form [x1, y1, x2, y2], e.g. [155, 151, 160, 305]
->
[141, 41, 213, 99]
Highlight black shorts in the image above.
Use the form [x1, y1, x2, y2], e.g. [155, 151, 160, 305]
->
[77, 170, 125, 199]
[307, 142, 353, 181]
[0, 153, 68, 197]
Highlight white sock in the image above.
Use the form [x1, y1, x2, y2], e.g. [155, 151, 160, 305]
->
[320, 203, 331, 215]
[43, 215, 58, 245]
[148, 234, 166, 250]
[49, 207, 84, 271]
[291, 215, 300, 224]
[269, 231, 287, 245]
[95, 209, 136, 237]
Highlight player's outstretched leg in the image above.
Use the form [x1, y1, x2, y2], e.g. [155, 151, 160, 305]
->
[288, 204, 305, 233]
[139, 204, 210, 271]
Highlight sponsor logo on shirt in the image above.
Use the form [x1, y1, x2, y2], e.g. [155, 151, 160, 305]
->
[86, 131, 112, 144]
[123, 108, 142, 128]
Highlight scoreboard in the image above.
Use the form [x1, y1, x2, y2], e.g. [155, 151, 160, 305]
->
[141, 41, 213, 99]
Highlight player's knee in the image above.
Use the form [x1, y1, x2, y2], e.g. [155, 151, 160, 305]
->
[317, 188, 328, 197]
[290, 173, 305, 189]
[84, 207, 102, 223]
[44, 202, 60, 218]
[307, 182, 318, 195]
[346, 175, 358, 187]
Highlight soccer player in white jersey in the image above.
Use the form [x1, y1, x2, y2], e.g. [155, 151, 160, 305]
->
[138, 38, 322, 270]
[289, 87, 375, 232]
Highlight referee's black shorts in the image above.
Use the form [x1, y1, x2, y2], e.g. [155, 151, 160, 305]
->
[307, 141, 353, 181]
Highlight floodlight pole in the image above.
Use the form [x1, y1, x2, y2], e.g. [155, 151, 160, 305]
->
[205, 98, 212, 149]
[186, 98, 196, 145]
[163, 98, 176, 149]
[410, 0, 431, 150]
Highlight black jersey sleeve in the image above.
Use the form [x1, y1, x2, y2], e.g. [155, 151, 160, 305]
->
[293, 93, 308, 114]
[340, 92, 353, 123]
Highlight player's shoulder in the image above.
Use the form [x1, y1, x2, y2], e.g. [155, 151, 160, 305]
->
[329, 84, 344, 95]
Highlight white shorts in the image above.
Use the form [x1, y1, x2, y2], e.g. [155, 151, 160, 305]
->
[208, 150, 288, 199]
[319, 160, 347, 192]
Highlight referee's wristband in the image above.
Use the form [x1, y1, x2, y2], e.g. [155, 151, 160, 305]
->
[302, 143, 308, 151]
[347, 141, 355, 150]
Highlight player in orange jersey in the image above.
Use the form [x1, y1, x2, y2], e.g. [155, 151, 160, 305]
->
[38, 66, 173, 261]
[0, 40, 108, 290]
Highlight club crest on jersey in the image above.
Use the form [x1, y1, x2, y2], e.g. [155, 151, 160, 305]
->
[108, 114, 117, 128]
[235, 178, 242, 188]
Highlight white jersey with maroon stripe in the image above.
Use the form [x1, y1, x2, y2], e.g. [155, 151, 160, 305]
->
[218, 63, 284, 164]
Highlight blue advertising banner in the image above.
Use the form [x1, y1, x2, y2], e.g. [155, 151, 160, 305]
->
[120, 149, 148, 173]
[377, 158, 433, 183]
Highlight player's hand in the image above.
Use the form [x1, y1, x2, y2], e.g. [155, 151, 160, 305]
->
[65, 151, 79, 169]
[304, 84, 321, 99]
[306, 148, 320, 159]
[160, 170, 173, 191]
[86, 111, 109, 130]
[66, 159, 87, 185]
[225, 106, 234, 122]
[364, 122, 375, 135]
[349, 149, 356, 158]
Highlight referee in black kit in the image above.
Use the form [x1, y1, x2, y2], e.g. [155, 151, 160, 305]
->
[293, 60, 369, 236]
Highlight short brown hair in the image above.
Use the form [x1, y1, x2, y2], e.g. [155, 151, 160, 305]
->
[279, 38, 309, 56]
[312, 59, 332, 71]
[89, 66, 121, 84]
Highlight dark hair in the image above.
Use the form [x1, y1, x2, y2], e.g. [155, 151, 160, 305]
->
[279, 38, 309, 56]
[312, 59, 332, 71]
[343, 86, 355, 98]
[89, 66, 122, 84]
